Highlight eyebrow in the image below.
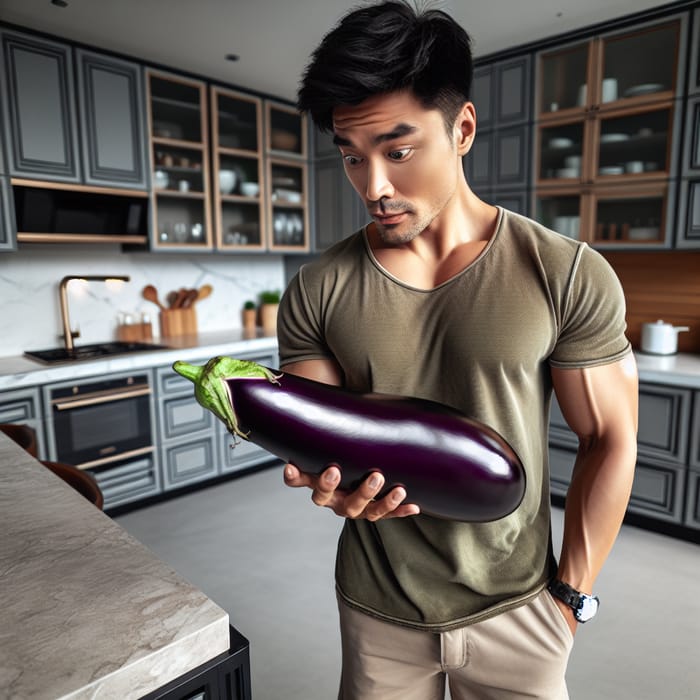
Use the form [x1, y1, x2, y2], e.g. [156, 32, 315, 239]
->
[332, 123, 418, 147]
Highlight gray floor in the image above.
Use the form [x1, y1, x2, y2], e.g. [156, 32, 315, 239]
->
[116, 465, 700, 700]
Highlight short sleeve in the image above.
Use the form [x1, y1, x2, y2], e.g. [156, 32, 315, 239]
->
[277, 267, 333, 366]
[549, 244, 631, 368]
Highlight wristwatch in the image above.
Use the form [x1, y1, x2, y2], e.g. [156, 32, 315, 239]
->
[547, 579, 600, 623]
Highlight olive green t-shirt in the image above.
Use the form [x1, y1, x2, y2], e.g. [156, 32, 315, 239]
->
[277, 207, 631, 632]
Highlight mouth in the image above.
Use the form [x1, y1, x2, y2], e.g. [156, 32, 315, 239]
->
[372, 211, 407, 226]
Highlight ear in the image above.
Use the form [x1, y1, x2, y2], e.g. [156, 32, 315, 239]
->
[454, 102, 476, 156]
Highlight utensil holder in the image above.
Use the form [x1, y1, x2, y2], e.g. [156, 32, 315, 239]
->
[160, 308, 197, 337]
[117, 322, 153, 342]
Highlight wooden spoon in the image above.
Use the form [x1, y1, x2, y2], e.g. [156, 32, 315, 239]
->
[193, 284, 213, 304]
[181, 288, 200, 308]
[142, 284, 165, 310]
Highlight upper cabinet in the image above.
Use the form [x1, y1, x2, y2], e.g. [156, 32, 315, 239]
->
[0, 30, 147, 189]
[467, 54, 533, 216]
[265, 101, 309, 252]
[534, 15, 688, 248]
[211, 86, 265, 251]
[146, 69, 212, 250]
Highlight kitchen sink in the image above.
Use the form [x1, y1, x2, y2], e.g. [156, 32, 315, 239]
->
[25, 341, 170, 364]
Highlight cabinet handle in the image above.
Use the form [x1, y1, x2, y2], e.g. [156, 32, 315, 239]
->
[52, 385, 151, 410]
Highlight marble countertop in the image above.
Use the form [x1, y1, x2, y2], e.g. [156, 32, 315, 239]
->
[0, 433, 232, 699]
[633, 351, 700, 389]
[0, 330, 279, 391]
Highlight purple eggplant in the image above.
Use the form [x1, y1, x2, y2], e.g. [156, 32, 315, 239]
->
[173, 357, 525, 522]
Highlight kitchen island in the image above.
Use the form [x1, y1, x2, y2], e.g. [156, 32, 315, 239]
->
[0, 432, 248, 699]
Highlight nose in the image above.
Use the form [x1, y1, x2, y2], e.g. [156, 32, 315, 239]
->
[365, 160, 395, 202]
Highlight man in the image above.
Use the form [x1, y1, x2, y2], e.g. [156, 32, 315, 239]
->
[278, 2, 639, 698]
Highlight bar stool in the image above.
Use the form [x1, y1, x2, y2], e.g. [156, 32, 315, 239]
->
[0, 423, 104, 510]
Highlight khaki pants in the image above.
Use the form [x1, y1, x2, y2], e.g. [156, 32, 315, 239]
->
[337, 589, 573, 700]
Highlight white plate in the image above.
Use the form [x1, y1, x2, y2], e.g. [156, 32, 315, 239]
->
[555, 168, 579, 178]
[599, 166, 624, 175]
[549, 137, 574, 149]
[600, 133, 629, 144]
[624, 83, 664, 98]
[628, 226, 660, 240]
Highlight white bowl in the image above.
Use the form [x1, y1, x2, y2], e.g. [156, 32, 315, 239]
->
[240, 181, 259, 197]
[153, 170, 169, 189]
[219, 169, 237, 194]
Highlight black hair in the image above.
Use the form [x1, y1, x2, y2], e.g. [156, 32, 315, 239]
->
[297, 1, 473, 133]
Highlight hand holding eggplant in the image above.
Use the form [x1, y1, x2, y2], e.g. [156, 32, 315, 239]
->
[172, 356, 525, 522]
[283, 462, 420, 521]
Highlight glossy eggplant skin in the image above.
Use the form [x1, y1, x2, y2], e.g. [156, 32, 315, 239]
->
[226, 372, 525, 522]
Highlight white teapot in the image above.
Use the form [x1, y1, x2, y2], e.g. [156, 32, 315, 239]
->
[640, 320, 690, 355]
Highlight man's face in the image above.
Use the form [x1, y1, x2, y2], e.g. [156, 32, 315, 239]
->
[332, 90, 469, 245]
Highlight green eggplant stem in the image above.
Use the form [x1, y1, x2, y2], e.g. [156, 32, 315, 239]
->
[172, 357, 281, 439]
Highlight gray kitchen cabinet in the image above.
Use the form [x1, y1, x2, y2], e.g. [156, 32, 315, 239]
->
[311, 126, 366, 252]
[75, 49, 148, 189]
[549, 382, 693, 526]
[676, 95, 700, 248]
[155, 360, 218, 491]
[0, 30, 147, 189]
[0, 385, 45, 458]
[0, 30, 80, 182]
[686, 391, 700, 530]
[468, 54, 532, 212]
[688, 9, 700, 96]
[0, 175, 17, 251]
[91, 455, 161, 510]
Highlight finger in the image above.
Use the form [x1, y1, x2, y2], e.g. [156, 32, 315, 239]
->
[364, 486, 421, 521]
[342, 471, 386, 518]
[311, 465, 342, 507]
[283, 463, 314, 488]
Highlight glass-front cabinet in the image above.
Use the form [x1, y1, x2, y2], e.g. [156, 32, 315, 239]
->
[146, 69, 212, 250]
[534, 16, 686, 248]
[265, 101, 309, 252]
[211, 86, 265, 251]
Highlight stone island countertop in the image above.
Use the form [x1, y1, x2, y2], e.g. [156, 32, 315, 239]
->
[0, 433, 231, 699]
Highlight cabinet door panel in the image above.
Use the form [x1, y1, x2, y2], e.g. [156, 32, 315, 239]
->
[685, 470, 700, 530]
[161, 436, 217, 489]
[691, 392, 700, 470]
[549, 446, 575, 497]
[76, 50, 147, 188]
[627, 458, 685, 523]
[0, 176, 17, 251]
[472, 66, 493, 128]
[219, 429, 271, 474]
[491, 190, 529, 216]
[465, 130, 493, 189]
[637, 384, 691, 463]
[0, 31, 79, 181]
[494, 125, 529, 189]
[676, 178, 700, 248]
[313, 157, 361, 250]
[161, 396, 213, 439]
[497, 56, 531, 124]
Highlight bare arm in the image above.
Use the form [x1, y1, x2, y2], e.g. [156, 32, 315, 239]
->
[280, 358, 420, 520]
[550, 352, 639, 632]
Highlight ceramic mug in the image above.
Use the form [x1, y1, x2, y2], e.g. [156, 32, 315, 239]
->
[601, 78, 618, 103]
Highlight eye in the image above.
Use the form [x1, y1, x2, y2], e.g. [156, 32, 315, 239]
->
[342, 154, 363, 167]
[387, 147, 412, 161]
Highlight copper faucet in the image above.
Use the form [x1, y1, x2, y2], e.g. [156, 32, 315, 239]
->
[59, 275, 130, 351]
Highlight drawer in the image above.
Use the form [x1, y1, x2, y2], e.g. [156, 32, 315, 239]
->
[161, 435, 217, 490]
[0, 386, 41, 423]
[548, 447, 686, 524]
[637, 384, 691, 464]
[684, 469, 700, 531]
[160, 394, 213, 440]
[90, 454, 161, 510]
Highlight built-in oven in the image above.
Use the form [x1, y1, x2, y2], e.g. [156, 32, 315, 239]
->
[42, 371, 161, 510]
[47, 373, 154, 469]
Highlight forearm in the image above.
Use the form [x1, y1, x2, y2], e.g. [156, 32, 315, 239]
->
[556, 433, 637, 592]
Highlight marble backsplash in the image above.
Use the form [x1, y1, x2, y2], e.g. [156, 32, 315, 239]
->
[0, 245, 286, 357]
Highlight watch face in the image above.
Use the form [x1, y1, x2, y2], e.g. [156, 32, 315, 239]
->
[576, 595, 599, 622]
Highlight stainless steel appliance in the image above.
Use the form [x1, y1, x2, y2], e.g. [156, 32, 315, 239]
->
[25, 340, 168, 364]
[46, 373, 154, 469]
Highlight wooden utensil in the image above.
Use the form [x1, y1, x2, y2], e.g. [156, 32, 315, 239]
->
[181, 288, 200, 308]
[193, 284, 213, 304]
[142, 284, 166, 310]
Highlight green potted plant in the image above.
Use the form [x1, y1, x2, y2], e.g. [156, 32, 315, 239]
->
[242, 300, 257, 334]
[259, 290, 280, 335]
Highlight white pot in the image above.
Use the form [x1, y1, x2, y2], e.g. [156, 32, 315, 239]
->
[219, 169, 237, 194]
[640, 320, 690, 355]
